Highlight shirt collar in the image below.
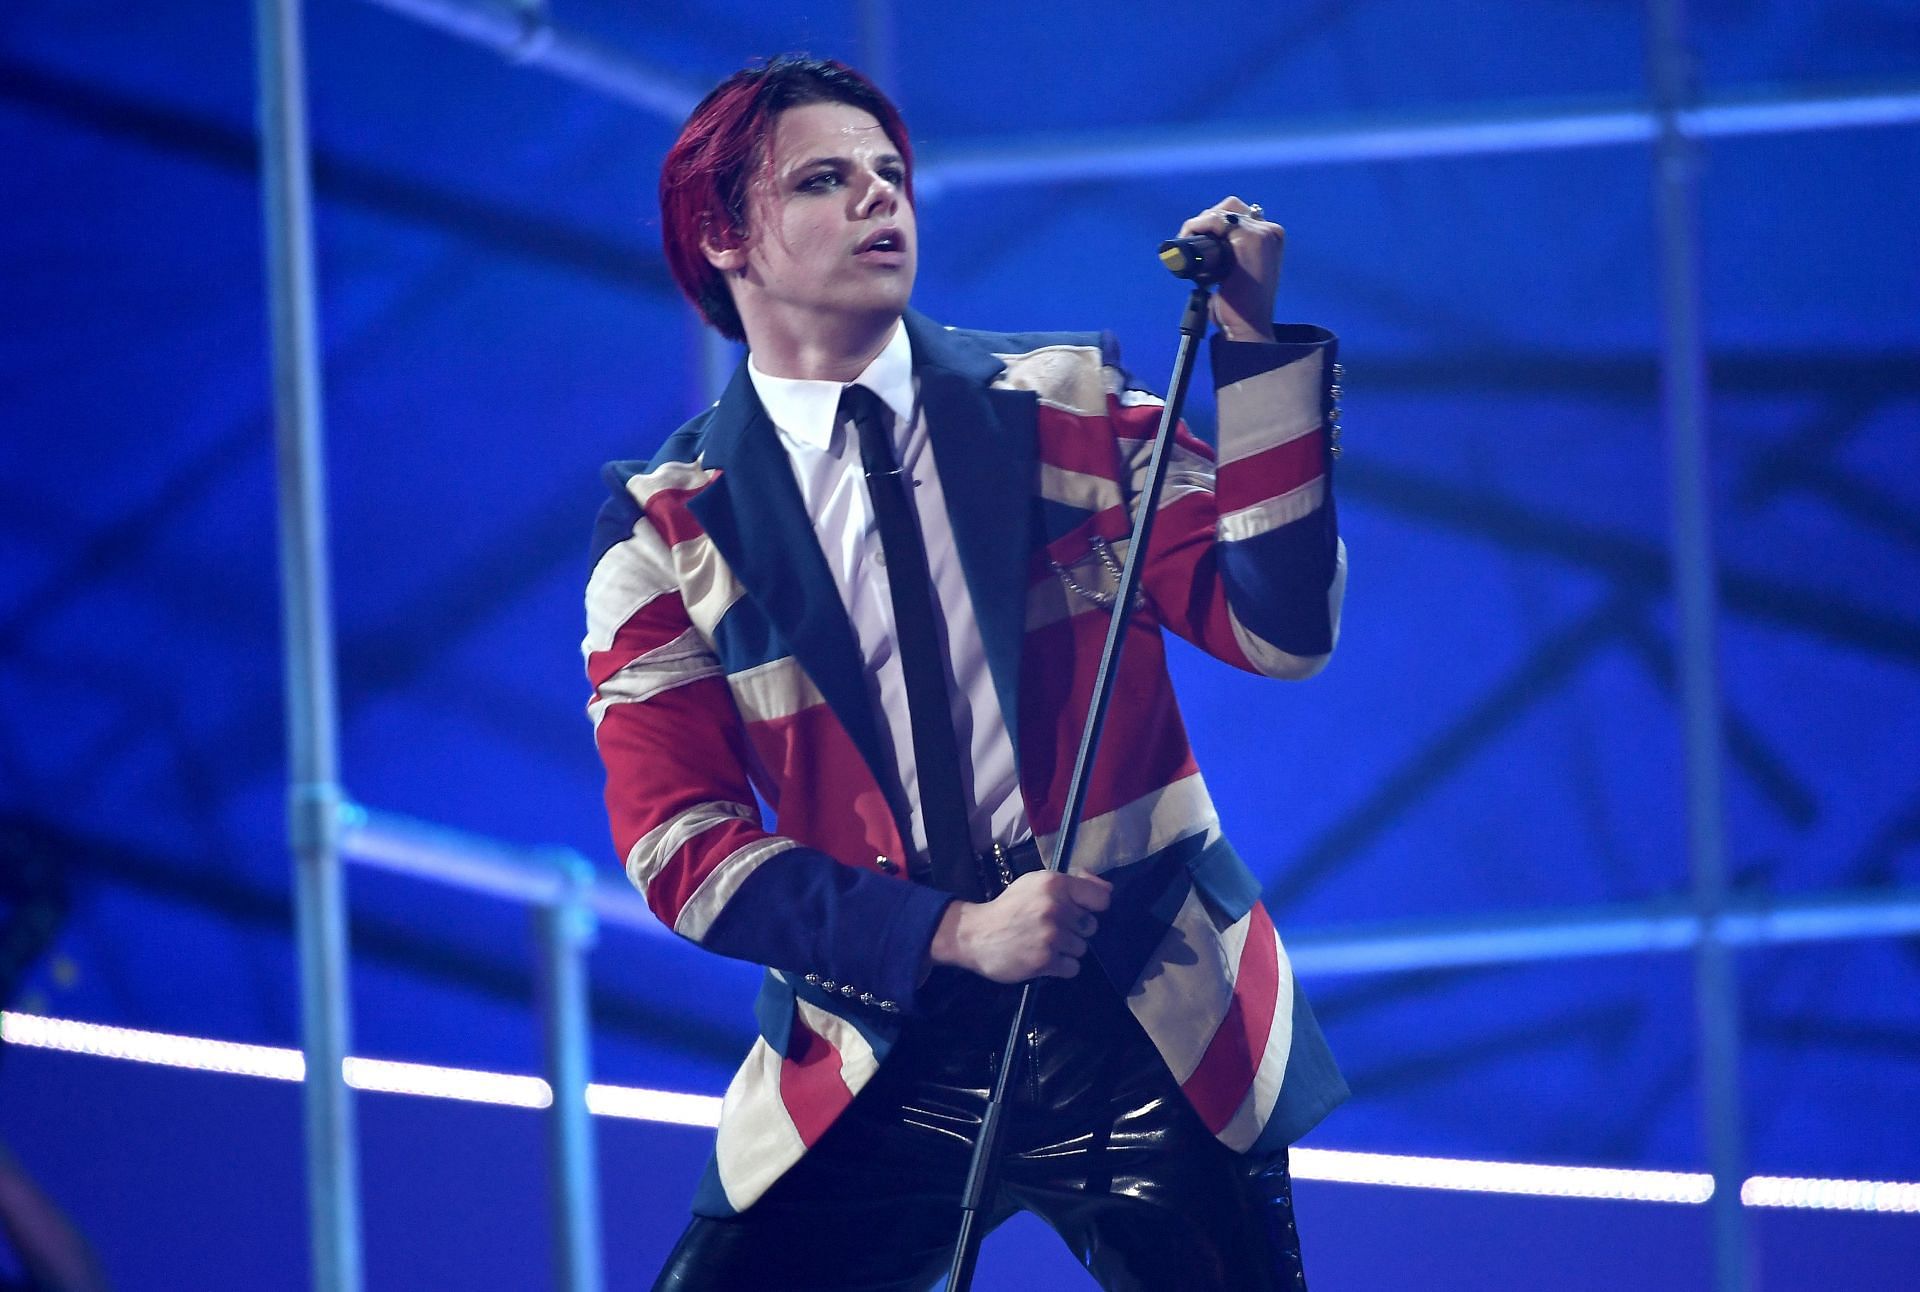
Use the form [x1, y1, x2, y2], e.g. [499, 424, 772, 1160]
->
[747, 320, 916, 454]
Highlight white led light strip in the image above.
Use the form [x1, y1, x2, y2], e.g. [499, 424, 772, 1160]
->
[0, 1011, 705, 1122]
[1290, 1147, 1713, 1204]
[1741, 1176, 1920, 1214]
[2, 1010, 306, 1082]
[6, 1011, 1913, 1213]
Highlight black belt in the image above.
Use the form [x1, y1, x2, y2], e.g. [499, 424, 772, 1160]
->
[976, 837, 1045, 899]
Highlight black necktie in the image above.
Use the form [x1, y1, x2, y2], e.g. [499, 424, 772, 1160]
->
[841, 384, 982, 901]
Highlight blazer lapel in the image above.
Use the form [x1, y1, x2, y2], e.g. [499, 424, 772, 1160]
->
[905, 312, 1035, 756]
[685, 363, 896, 799]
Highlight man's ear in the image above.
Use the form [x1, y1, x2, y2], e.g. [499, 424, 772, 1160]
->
[701, 221, 748, 274]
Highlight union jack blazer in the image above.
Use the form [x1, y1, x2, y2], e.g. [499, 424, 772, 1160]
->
[584, 309, 1349, 1216]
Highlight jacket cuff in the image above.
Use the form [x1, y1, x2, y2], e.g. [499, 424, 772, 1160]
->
[869, 883, 958, 1013]
[700, 847, 957, 1016]
[1211, 323, 1335, 388]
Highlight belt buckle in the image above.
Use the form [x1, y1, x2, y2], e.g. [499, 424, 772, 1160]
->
[989, 842, 1016, 897]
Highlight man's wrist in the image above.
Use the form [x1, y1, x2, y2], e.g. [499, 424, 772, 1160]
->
[926, 898, 974, 977]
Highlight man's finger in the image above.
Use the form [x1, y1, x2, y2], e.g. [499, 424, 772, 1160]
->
[1177, 196, 1252, 242]
[1177, 214, 1234, 243]
[1064, 874, 1113, 910]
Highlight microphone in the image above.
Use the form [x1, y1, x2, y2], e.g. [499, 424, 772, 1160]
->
[1157, 234, 1236, 284]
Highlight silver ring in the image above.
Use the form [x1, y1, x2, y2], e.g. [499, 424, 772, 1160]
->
[1247, 202, 1264, 219]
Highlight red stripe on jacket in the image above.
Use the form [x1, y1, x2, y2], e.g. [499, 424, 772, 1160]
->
[1138, 489, 1262, 673]
[1214, 434, 1325, 516]
[637, 813, 767, 931]
[778, 1014, 854, 1148]
[596, 674, 766, 927]
[1019, 605, 1200, 837]
[1181, 902, 1281, 1134]
[1106, 402, 1217, 467]
[1034, 408, 1130, 480]
[638, 487, 711, 549]
[587, 589, 693, 689]
[744, 703, 910, 872]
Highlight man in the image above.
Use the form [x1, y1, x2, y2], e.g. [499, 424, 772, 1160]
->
[585, 56, 1348, 1290]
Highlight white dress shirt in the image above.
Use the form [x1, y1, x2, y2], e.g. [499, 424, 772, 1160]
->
[747, 321, 1030, 864]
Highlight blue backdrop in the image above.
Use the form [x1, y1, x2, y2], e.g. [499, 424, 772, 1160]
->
[2, 1, 1916, 1287]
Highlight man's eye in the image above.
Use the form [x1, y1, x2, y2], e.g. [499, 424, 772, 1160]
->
[880, 167, 907, 185]
[801, 172, 841, 191]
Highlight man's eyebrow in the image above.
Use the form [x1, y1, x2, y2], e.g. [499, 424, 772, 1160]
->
[789, 152, 906, 171]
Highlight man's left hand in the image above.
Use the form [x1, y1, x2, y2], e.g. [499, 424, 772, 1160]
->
[1175, 195, 1283, 343]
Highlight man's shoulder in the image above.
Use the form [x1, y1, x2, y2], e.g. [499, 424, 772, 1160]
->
[921, 314, 1121, 370]
[590, 407, 723, 568]
[936, 321, 1113, 362]
[941, 321, 1133, 417]
[922, 317, 1129, 415]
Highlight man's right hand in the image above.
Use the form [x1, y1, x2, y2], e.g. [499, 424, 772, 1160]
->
[927, 870, 1114, 983]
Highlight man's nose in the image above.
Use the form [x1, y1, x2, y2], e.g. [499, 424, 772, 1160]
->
[858, 173, 901, 215]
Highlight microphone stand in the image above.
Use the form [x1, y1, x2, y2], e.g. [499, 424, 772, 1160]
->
[943, 275, 1223, 1292]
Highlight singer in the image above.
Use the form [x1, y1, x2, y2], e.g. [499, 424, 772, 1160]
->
[584, 55, 1348, 1291]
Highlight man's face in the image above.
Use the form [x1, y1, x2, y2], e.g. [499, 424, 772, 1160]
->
[716, 101, 916, 335]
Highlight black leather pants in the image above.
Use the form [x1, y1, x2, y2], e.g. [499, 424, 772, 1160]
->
[653, 966, 1307, 1291]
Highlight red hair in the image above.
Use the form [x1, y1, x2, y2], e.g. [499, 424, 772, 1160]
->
[659, 57, 915, 342]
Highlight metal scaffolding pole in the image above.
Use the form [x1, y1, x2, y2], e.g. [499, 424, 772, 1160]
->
[355, 0, 701, 120]
[337, 802, 1920, 971]
[253, 0, 364, 1288]
[911, 85, 1920, 192]
[354, 0, 1920, 177]
[1284, 888, 1920, 977]
[1646, 1, 1750, 1288]
[536, 853, 604, 1292]
[326, 805, 610, 1290]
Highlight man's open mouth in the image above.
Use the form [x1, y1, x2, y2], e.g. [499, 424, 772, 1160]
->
[857, 229, 906, 255]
